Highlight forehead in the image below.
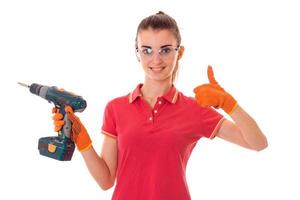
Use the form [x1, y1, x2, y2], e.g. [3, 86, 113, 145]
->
[137, 29, 177, 47]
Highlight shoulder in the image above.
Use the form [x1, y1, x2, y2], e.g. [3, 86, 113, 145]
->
[177, 91, 200, 107]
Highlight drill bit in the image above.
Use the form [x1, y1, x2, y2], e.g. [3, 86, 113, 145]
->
[18, 82, 30, 88]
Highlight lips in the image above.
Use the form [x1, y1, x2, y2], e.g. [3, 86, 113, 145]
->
[149, 67, 166, 72]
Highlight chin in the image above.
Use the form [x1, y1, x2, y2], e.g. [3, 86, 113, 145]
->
[146, 74, 172, 82]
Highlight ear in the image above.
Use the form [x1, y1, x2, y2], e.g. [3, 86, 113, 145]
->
[135, 49, 141, 62]
[177, 46, 185, 61]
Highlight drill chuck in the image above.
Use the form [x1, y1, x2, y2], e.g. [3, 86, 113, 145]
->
[29, 83, 49, 100]
[29, 83, 43, 95]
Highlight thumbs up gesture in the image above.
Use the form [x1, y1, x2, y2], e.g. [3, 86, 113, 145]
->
[193, 65, 238, 114]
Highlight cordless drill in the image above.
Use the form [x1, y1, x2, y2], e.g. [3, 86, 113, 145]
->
[19, 82, 87, 161]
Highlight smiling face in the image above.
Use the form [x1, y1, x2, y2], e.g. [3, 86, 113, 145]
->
[136, 28, 184, 83]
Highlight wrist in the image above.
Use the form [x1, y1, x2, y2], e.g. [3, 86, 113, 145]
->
[223, 93, 238, 114]
[75, 130, 92, 152]
[79, 143, 93, 152]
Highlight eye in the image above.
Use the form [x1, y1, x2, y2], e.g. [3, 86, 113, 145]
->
[159, 47, 172, 54]
[141, 48, 153, 55]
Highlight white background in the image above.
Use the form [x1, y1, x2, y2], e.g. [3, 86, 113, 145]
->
[1, 0, 299, 199]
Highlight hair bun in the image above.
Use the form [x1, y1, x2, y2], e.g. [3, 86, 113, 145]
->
[156, 11, 165, 15]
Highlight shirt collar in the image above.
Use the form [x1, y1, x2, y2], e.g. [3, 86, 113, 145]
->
[129, 83, 143, 103]
[129, 83, 179, 104]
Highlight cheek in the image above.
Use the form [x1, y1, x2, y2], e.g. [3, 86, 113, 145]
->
[140, 60, 149, 69]
[169, 58, 178, 69]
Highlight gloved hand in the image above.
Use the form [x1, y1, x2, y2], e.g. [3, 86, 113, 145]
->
[52, 106, 92, 152]
[193, 65, 238, 114]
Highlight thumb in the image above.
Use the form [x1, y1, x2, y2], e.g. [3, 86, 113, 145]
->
[207, 65, 218, 84]
[65, 106, 74, 114]
[65, 106, 76, 123]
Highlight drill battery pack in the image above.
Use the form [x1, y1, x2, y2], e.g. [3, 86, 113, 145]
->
[38, 136, 75, 161]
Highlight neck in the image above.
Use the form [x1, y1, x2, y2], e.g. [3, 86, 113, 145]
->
[141, 79, 173, 100]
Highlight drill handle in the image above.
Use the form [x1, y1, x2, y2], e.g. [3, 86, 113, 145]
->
[57, 107, 72, 139]
[62, 114, 72, 138]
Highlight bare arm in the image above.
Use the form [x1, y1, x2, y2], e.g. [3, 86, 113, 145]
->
[216, 105, 268, 151]
[81, 135, 117, 190]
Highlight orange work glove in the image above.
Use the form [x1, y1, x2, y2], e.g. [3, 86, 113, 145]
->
[52, 106, 92, 152]
[52, 107, 65, 132]
[193, 65, 238, 114]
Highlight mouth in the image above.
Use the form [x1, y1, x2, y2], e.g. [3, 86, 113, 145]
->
[149, 67, 166, 72]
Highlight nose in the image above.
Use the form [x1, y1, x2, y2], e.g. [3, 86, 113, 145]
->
[151, 52, 163, 64]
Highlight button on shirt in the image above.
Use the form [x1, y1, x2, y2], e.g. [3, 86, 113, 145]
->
[101, 84, 224, 200]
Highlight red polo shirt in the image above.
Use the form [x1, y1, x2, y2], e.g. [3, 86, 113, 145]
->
[101, 84, 224, 200]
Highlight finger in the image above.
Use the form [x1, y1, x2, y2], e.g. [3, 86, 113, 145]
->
[52, 107, 58, 113]
[193, 86, 202, 94]
[193, 84, 208, 93]
[65, 106, 74, 114]
[52, 113, 64, 120]
[193, 84, 215, 94]
[64, 106, 81, 131]
[54, 126, 62, 132]
[207, 65, 218, 84]
[66, 110, 80, 125]
[54, 120, 64, 127]
[65, 106, 76, 122]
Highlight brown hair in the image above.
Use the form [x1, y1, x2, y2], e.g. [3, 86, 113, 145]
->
[135, 11, 182, 83]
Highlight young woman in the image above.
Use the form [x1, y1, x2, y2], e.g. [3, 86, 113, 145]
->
[53, 11, 268, 200]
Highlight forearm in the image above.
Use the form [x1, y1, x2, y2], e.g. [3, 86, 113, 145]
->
[81, 146, 114, 190]
[229, 105, 268, 151]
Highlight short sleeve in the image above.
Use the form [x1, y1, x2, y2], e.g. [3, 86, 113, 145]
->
[200, 107, 225, 139]
[101, 101, 117, 138]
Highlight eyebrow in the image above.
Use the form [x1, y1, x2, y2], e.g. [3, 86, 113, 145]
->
[141, 44, 173, 49]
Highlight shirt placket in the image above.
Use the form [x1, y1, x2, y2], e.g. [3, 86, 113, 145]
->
[148, 97, 164, 124]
